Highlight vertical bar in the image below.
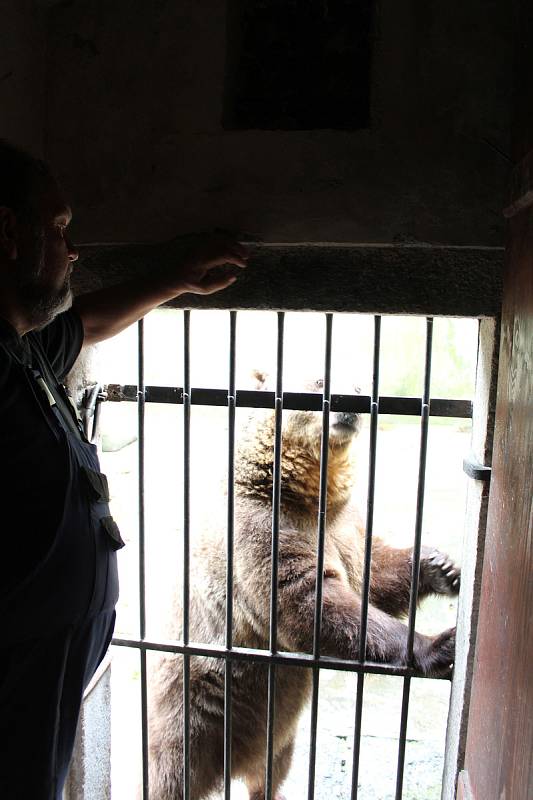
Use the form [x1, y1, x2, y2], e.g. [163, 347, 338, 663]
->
[307, 313, 333, 800]
[265, 312, 285, 800]
[138, 319, 149, 800]
[224, 310, 237, 800]
[182, 311, 191, 800]
[351, 315, 381, 800]
[394, 317, 434, 800]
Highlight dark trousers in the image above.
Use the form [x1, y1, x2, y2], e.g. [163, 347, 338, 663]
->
[0, 610, 115, 800]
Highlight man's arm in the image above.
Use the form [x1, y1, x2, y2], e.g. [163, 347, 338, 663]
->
[73, 233, 249, 346]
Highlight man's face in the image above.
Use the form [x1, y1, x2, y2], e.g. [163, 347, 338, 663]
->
[16, 178, 78, 329]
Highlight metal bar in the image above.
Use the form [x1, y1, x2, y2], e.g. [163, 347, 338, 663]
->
[265, 312, 285, 800]
[351, 315, 381, 799]
[308, 313, 334, 800]
[394, 317, 434, 800]
[224, 311, 237, 800]
[182, 311, 191, 800]
[137, 319, 149, 800]
[104, 383, 472, 418]
[111, 635, 453, 679]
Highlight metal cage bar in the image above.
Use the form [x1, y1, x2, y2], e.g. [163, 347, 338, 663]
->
[394, 317, 434, 800]
[307, 313, 334, 800]
[182, 311, 192, 800]
[107, 310, 463, 800]
[137, 319, 149, 799]
[265, 312, 286, 800]
[104, 384, 472, 419]
[224, 311, 238, 799]
[112, 634, 453, 678]
[351, 315, 382, 799]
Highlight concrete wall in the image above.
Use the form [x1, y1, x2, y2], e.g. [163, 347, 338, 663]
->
[41, 0, 512, 246]
[0, 0, 46, 156]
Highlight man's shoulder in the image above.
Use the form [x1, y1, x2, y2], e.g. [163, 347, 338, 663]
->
[31, 309, 85, 381]
[33, 308, 83, 346]
[0, 320, 28, 388]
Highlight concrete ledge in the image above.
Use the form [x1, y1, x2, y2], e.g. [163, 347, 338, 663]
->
[73, 243, 503, 318]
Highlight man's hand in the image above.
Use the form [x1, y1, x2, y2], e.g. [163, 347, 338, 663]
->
[76, 232, 250, 346]
[168, 232, 249, 296]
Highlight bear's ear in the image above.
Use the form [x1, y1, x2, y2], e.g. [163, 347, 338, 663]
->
[252, 369, 269, 389]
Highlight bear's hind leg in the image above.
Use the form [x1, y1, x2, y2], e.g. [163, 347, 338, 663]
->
[149, 677, 225, 800]
[246, 738, 294, 800]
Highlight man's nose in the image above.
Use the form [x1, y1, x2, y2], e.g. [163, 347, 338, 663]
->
[66, 237, 79, 262]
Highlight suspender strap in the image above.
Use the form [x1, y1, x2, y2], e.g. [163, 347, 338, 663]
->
[29, 336, 85, 441]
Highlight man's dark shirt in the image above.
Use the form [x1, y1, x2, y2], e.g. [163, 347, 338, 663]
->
[0, 311, 84, 594]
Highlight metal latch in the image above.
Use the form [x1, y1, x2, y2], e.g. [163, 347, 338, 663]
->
[463, 456, 491, 482]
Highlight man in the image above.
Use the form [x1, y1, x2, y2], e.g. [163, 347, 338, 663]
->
[0, 139, 248, 799]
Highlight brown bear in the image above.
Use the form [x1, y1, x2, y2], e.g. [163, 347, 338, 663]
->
[147, 378, 460, 800]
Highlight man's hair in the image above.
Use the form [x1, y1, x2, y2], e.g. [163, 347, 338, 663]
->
[0, 139, 52, 219]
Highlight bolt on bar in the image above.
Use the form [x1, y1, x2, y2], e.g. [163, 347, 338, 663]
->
[351, 315, 382, 799]
[394, 317, 434, 800]
[182, 311, 192, 800]
[137, 319, 149, 799]
[225, 311, 238, 800]
[265, 312, 285, 800]
[307, 313, 334, 800]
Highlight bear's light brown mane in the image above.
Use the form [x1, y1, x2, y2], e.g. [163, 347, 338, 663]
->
[235, 414, 354, 512]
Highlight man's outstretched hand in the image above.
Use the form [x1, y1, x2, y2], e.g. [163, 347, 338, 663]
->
[76, 232, 250, 346]
[166, 232, 249, 296]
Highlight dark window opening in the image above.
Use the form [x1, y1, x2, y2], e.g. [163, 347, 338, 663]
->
[223, 0, 375, 131]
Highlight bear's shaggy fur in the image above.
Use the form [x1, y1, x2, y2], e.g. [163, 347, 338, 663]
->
[148, 387, 459, 800]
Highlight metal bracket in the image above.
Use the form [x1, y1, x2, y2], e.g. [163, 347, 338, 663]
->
[81, 383, 107, 443]
[463, 456, 492, 482]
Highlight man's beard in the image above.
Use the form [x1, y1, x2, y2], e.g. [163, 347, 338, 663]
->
[17, 230, 73, 330]
[21, 277, 73, 330]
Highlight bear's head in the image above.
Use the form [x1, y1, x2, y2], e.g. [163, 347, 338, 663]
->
[239, 371, 362, 512]
[282, 377, 362, 457]
[252, 370, 362, 457]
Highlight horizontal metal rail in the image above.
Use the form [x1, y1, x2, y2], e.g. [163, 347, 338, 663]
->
[111, 636, 452, 680]
[105, 384, 472, 418]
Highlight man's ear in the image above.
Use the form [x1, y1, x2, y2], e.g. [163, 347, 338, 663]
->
[0, 207, 18, 261]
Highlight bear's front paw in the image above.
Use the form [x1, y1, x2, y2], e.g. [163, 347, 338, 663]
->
[420, 547, 461, 596]
[412, 628, 456, 678]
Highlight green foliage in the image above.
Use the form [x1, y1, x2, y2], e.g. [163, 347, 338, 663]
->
[379, 316, 478, 400]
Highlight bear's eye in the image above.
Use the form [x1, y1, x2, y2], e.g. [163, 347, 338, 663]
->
[315, 379, 324, 390]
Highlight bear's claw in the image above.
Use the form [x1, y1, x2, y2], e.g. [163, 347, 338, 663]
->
[413, 627, 456, 678]
[420, 547, 461, 596]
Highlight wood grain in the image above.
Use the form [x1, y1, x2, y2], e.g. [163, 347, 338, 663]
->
[462, 200, 533, 798]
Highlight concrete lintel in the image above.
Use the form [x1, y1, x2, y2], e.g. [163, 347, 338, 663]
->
[74, 243, 503, 318]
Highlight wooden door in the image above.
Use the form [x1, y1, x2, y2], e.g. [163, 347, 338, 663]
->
[457, 167, 533, 800]
[457, 4, 533, 796]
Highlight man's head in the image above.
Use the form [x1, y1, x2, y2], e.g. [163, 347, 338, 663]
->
[0, 140, 78, 333]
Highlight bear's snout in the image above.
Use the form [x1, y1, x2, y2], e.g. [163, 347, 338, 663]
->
[330, 411, 361, 440]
